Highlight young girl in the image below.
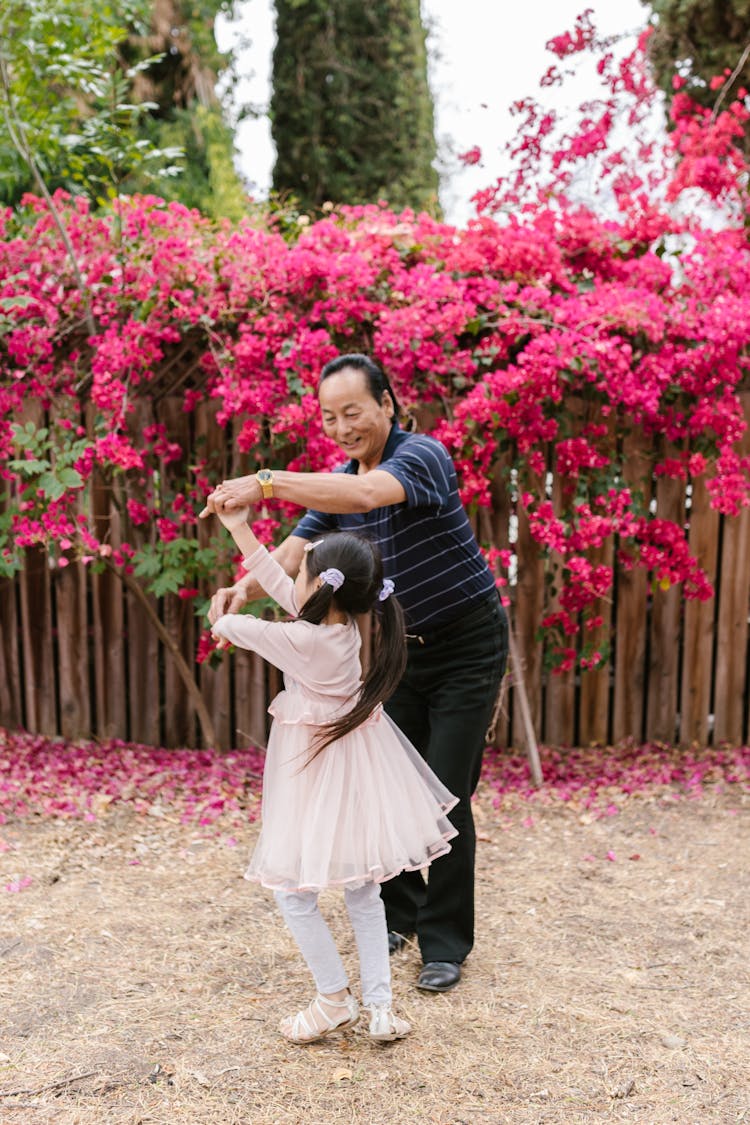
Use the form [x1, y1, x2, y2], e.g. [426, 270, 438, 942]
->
[209, 504, 458, 1044]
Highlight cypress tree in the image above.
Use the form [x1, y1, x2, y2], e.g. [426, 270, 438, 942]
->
[271, 0, 439, 213]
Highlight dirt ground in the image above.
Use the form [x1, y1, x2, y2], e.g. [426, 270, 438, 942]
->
[0, 782, 748, 1125]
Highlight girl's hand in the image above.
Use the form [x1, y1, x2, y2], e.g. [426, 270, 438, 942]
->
[213, 500, 251, 532]
[210, 627, 231, 650]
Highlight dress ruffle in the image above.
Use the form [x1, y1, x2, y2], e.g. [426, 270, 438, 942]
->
[268, 689, 381, 729]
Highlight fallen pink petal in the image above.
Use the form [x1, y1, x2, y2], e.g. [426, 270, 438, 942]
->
[4, 875, 32, 893]
[1, 730, 749, 827]
[0, 729, 265, 827]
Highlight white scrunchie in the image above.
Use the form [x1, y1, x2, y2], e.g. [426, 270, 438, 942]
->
[319, 567, 345, 591]
[379, 578, 395, 601]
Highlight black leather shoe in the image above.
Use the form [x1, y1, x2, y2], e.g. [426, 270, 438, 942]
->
[388, 931, 410, 955]
[417, 961, 461, 991]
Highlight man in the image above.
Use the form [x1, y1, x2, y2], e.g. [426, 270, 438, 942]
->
[204, 353, 508, 992]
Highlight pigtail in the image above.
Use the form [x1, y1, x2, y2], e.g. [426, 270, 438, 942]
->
[295, 530, 407, 761]
[297, 583, 335, 626]
[308, 595, 406, 759]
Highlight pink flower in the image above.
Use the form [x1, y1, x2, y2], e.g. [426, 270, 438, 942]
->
[458, 146, 482, 166]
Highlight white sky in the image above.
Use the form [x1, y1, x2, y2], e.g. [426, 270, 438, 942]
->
[216, 0, 649, 225]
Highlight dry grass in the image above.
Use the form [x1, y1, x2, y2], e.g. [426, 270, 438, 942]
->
[1, 783, 748, 1125]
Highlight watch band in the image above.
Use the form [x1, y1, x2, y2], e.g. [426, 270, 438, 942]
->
[256, 469, 274, 499]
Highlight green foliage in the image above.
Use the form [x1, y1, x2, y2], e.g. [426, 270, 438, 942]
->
[0, 0, 182, 204]
[271, 0, 439, 213]
[0, 0, 246, 215]
[130, 103, 247, 220]
[133, 538, 223, 597]
[645, 0, 750, 146]
[9, 421, 86, 503]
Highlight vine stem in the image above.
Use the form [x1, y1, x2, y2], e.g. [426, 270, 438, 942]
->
[507, 619, 543, 787]
[0, 49, 96, 336]
[710, 41, 750, 122]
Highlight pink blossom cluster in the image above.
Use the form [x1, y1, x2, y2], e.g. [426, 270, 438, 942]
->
[2, 22, 750, 667]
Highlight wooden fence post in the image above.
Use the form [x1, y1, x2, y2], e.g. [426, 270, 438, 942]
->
[125, 398, 160, 746]
[680, 474, 720, 745]
[713, 391, 750, 744]
[195, 399, 231, 749]
[158, 395, 197, 748]
[0, 464, 22, 729]
[646, 458, 686, 744]
[18, 546, 57, 734]
[513, 492, 544, 751]
[613, 430, 651, 744]
[89, 405, 127, 740]
[54, 560, 91, 739]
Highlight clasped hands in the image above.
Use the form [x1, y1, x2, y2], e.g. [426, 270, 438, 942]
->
[199, 474, 261, 524]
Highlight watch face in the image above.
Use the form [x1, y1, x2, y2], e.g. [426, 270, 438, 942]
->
[258, 470, 271, 482]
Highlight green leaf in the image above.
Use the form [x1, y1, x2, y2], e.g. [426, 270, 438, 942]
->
[150, 571, 182, 597]
[38, 471, 65, 500]
[56, 467, 84, 489]
[8, 457, 51, 475]
[133, 551, 161, 579]
[0, 294, 35, 311]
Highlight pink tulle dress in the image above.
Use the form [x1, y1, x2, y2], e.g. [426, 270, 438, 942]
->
[212, 545, 458, 893]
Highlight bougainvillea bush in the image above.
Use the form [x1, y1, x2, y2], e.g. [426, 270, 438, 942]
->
[1, 18, 750, 672]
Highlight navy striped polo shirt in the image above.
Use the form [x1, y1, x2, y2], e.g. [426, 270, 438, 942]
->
[292, 424, 496, 630]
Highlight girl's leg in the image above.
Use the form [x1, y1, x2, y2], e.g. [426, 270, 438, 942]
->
[274, 890, 359, 1043]
[274, 889, 349, 996]
[345, 882, 411, 1041]
[343, 882, 392, 1007]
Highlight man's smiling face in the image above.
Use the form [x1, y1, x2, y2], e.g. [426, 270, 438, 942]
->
[318, 367, 394, 471]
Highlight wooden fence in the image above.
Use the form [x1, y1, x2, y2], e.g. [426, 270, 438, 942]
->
[2, 395, 749, 753]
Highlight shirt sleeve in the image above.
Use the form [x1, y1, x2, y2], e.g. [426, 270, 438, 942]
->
[212, 613, 317, 679]
[241, 544, 299, 616]
[379, 437, 453, 509]
[292, 507, 339, 541]
[291, 461, 350, 541]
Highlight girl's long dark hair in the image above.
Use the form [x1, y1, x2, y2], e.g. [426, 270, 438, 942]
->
[297, 532, 406, 760]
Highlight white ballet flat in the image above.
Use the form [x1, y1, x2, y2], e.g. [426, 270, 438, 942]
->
[279, 992, 360, 1044]
[366, 1003, 411, 1042]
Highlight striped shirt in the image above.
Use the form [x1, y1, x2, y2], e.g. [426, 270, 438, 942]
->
[292, 424, 496, 629]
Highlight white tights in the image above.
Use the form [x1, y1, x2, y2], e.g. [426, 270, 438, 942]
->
[275, 882, 391, 1007]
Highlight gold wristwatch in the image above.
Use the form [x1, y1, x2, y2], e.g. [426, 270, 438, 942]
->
[256, 468, 274, 499]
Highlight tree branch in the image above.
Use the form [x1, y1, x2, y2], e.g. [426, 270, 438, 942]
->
[710, 41, 750, 122]
[111, 562, 218, 749]
[0, 49, 96, 337]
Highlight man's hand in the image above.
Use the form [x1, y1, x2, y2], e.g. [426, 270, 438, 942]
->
[208, 582, 249, 625]
[200, 475, 262, 518]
